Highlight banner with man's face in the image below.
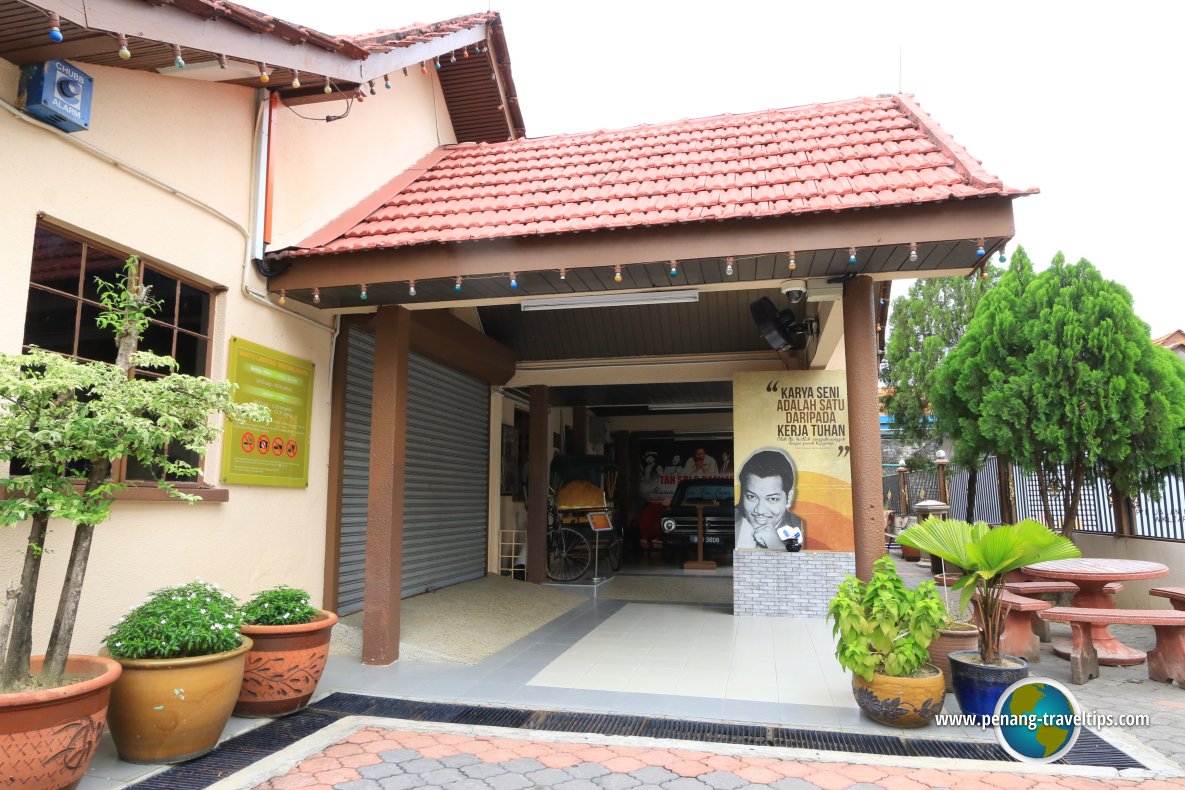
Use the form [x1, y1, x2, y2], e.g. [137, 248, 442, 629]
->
[733, 371, 854, 552]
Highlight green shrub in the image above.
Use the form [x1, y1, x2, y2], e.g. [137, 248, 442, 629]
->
[828, 555, 947, 682]
[241, 585, 317, 626]
[104, 581, 243, 659]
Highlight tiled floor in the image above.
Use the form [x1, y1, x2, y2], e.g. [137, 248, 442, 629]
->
[527, 604, 852, 707]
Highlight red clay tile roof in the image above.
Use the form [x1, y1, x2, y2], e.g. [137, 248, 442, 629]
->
[126, 3, 494, 61]
[345, 12, 499, 52]
[274, 94, 1034, 259]
[1154, 330, 1185, 350]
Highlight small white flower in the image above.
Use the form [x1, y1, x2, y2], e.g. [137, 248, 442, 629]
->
[281, 612, 290, 619]
[224, 613, 233, 619]
[115, 641, 122, 647]
[160, 618, 167, 624]
[200, 609, 206, 614]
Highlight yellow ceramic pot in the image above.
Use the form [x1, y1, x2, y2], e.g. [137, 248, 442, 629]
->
[106, 637, 251, 764]
[851, 664, 946, 727]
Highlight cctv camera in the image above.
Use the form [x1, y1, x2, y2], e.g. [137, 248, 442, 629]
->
[780, 279, 807, 303]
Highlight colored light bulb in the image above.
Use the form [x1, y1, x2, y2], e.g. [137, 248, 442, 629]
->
[360, 284, 369, 300]
[725, 257, 734, 276]
[49, 14, 62, 42]
[510, 273, 519, 289]
[909, 242, 918, 263]
[407, 282, 415, 297]
[848, 247, 857, 265]
[976, 240, 986, 256]
[384, 75, 392, 89]
[559, 268, 566, 280]
[455, 276, 463, 293]
[312, 288, 321, 305]
[669, 262, 678, 277]
[277, 290, 286, 305]
[324, 81, 333, 94]
[998, 249, 1007, 263]
[613, 266, 622, 283]
[291, 72, 301, 89]
[118, 35, 131, 59]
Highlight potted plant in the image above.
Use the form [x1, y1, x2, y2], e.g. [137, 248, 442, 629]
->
[828, 555, 948, 728]
[234, 585, 338, 717]
[102, 581, 251, 763]
[0, 259, 268, 785]
[929, 601, 980, 694]
[897, 517, 1080, 719]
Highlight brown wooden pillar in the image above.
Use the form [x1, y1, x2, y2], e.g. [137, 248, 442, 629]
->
[572, 406, 588, 455]
[526, 385, 550, 583]
[362, 306, 411, 665]
[844, 275, 885, 581]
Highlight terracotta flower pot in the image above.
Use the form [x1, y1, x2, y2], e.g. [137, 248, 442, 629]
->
[929, 624, 980, 692]
[106, 637, 252, 764]
[235, 609, 338, 717]
[0, 655, 122, 790]
[851, 664, 945, 728]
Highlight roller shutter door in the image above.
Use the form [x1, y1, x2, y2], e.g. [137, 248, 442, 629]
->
[402, 353, 489, 597]
[337, 327, 374, 615]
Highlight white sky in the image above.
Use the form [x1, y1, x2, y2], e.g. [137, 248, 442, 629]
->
[245, 0, 1184, 337]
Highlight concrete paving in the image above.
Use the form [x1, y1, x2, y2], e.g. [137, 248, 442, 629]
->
[893, 554, 1185, 769]
[76, 556, 1185, 788]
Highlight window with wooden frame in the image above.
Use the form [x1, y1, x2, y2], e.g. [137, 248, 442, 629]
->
[21, 223, 215, 483]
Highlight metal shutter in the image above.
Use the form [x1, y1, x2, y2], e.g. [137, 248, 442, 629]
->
[403, 353, 489, 597]
[337, 327, 374, 615]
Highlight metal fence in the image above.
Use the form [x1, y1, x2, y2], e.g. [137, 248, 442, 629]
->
[884, 455, 1185, 542]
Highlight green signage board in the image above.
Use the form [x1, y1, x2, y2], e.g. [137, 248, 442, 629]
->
[220, 337, 315, 488]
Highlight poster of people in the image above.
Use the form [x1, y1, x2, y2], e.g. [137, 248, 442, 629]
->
[732, 371, 854, 552]
[637, 436, 733, 503]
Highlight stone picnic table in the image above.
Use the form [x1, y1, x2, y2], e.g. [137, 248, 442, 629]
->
[1022, 557, 1169, 666]
[1023, 556, 1170, 668]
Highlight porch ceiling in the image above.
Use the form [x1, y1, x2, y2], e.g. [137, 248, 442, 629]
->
[478, 288, 804, 362]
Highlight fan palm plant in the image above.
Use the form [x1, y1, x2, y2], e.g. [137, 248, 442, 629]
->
[896, 518, 1080, 665]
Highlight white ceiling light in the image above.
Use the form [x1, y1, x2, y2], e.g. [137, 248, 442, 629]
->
[520, 289, 700, 312]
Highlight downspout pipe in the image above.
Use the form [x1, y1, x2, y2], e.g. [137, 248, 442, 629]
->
[242, 89, 330, 331]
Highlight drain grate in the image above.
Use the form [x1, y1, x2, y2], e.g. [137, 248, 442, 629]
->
[129, 693, 1144, 788]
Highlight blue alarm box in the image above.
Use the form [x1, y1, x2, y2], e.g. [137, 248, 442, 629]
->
[18, 59, 94, 133]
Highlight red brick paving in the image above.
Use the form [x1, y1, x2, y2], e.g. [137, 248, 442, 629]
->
[252, 725, 1185, 789]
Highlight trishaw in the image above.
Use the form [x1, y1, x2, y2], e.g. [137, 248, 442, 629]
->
[546, 455, 622, 581]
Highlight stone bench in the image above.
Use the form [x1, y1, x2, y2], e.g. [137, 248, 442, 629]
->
[1039, 607, 1185, 685]
[1003, 581, 1122, 643]
[1151, 587, 1185, 611]
[974, 590, 1051, 663]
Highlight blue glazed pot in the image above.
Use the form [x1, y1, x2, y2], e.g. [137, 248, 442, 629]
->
[948, 650, 1029, 721]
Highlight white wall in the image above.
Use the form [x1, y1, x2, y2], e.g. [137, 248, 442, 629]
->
[269, 69, 457, 249]
[1073, 533, 1185, 610]
[0, 60, 337, 655]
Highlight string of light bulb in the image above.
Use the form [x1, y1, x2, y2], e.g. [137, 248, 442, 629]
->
[271, 239, 999, 306]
